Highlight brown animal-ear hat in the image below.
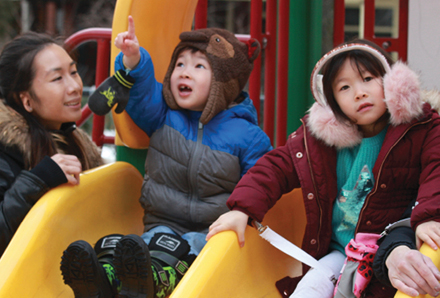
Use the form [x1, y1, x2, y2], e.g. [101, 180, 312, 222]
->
[162, 28, 261, 124]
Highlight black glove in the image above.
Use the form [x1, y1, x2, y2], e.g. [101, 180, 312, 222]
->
[88, 70, 135, 115]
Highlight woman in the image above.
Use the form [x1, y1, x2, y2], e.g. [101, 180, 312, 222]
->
[0, 32, 103, 257]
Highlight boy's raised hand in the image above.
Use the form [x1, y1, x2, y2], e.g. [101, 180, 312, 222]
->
[206, 210, 249, 248]
[416, 221, 440, 250]
[114, 15, 140, 70]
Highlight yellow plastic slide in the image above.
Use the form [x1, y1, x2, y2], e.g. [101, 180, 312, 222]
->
[171, 188, 306, 298]
[0, 162, 144, 297]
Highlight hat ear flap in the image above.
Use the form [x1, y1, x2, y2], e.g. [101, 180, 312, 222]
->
[199, 80, 222, 125]
[246, 38, 261, 63]
[163, 50, 180, 110]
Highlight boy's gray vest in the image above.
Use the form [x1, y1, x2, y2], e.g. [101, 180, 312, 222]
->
[140, 124, 241, 235]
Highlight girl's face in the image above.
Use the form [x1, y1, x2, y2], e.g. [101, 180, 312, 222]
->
[170, 49, 212, 111]
[332, 58, 387, 137]
[20, 44, 83, 130]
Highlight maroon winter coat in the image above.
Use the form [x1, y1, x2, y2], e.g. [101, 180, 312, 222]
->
[227, 62, 440, 297]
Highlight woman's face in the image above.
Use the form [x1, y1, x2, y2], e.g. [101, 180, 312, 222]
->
[21, 43, 83, 130]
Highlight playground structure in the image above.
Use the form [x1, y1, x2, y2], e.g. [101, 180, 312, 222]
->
[0, 0, 438, 297]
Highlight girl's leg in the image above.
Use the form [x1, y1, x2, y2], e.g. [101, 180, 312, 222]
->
[290, 250, 346, 298]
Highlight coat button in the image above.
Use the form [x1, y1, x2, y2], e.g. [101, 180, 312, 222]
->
[310, 239, 317, 245]
[366, 221, 372, 226]
[296, 152, 303, 158]
[380, 184, 386, 189]
[307, 193, 314, 200]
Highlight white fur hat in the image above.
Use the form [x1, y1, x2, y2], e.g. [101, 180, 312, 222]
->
[307, 42, 422, 148]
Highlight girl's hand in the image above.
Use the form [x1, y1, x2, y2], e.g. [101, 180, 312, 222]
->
[206, 210, 249, 247]
[114, 15, 141, 70]
[416, 221, 440, 250]
[386, 245, 440, 297]
[51, 154, 82, 185]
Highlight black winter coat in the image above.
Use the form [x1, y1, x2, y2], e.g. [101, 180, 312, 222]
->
[0, 100, 102, 257]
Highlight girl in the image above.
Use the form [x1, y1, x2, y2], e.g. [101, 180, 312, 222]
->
[0, 32, 102, 257]
[206, 39, 440, 298]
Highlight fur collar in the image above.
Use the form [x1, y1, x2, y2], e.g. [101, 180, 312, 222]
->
[307, 61, 427, 148]
[0, 100, 31, 157]
[0, 99, 102, 169]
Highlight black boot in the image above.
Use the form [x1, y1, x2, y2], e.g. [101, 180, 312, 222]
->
[60, 240, 116, 298]
[94, 234, 124, 295]
[147, 233, 196, 298]
[113, 233, 196, 298]
[149, 252, 195, 298]
[113, 234, 155, 298]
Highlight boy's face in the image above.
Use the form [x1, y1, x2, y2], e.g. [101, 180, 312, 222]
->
[170, 49, 212, 112]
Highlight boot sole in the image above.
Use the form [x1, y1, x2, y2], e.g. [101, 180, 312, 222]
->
[60, 240, 114, 298]
[114, 234, 155, 298]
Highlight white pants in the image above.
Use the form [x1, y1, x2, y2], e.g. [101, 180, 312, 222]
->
[290, 250, 346, 298]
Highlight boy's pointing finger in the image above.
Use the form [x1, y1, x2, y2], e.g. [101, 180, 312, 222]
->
[127, 15, 136, 37]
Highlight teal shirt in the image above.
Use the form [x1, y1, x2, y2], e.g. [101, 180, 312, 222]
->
[330, 127, 387, 254]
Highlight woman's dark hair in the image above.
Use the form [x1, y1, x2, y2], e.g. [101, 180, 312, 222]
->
[0, 32, 91, 169]
[322, 39, 394, 124]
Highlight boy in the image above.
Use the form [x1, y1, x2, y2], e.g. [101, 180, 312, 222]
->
[61, 16, 272, 298]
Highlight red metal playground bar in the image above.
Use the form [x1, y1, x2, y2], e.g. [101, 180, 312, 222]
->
[64, 27, 114, 147]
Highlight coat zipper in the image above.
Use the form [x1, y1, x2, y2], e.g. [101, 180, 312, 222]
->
[355, 119, 432, 234]
[188, 121, 204, 223]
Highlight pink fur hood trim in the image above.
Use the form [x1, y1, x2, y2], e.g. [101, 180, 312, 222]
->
[307, 61, 422, 148]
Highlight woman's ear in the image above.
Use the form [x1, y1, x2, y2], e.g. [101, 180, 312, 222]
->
[20, 92, 33, 112]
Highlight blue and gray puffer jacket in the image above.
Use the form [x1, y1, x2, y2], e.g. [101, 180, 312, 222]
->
[115, 48, 272, 235]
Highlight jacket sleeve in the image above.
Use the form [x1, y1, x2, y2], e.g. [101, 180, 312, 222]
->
[227, 140, 301, 222]
[0, 155, 66, 257]
[373, 200, 417, 286]
[239, 126, 273, 177]
[372, 226, 416, 286]
[411, 115, 440, 228]
[115, 47, 169, 136]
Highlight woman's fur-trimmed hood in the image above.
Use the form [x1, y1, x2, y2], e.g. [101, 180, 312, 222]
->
[307, 61, 428, 148]
[0, 99, 102, 169]
[0, 99, 31, 157]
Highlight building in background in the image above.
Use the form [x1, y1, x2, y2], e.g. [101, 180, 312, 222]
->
[337, 0, 440, 90]
[0, 0, 116, 48]
[407, 0, 440, 91]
